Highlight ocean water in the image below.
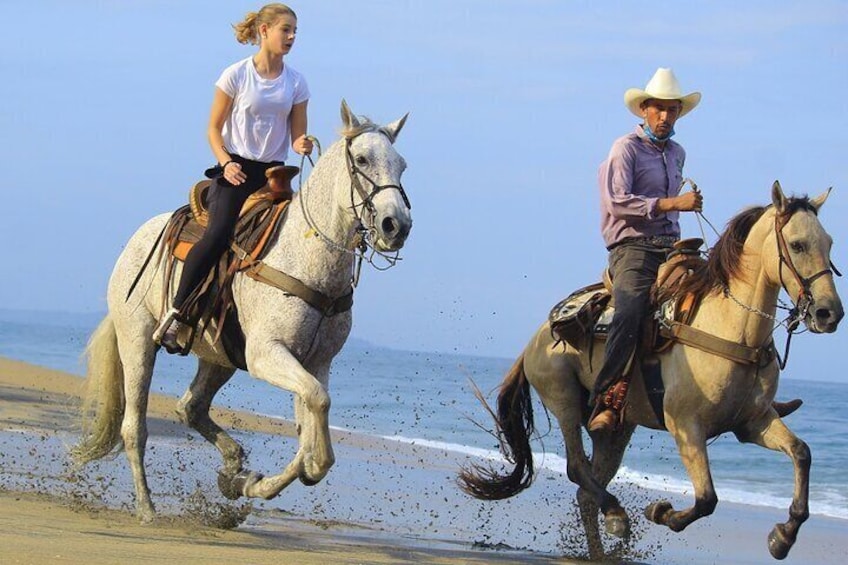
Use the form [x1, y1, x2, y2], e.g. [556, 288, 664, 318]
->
[1, 308, 846, 522]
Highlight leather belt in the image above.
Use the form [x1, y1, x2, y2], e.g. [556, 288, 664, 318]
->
[607, 235, 678, 251]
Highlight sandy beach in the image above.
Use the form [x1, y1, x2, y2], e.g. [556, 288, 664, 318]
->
[1, 355, 846, 564]
[0, 357, 561, 565]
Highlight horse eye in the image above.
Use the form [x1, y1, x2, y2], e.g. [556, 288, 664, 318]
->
[790, 241, 806, 253]
[355, 155, 368, 166]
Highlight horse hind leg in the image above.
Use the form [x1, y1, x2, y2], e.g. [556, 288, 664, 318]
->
[571, 422, 637, 560]
[175, 361, 245, 498]
[735, 412, 810, 560]
[576, 487, 605, 560]
[557, 422, 629, 559]
[589, 423, 636, 537]
[551, 405, 630, 558]
[114, 321, 159, 524]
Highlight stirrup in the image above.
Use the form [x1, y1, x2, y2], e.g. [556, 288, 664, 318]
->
[152, 307, 180, 345]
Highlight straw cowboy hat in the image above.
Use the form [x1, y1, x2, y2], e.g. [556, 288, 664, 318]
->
[624, 67, 701, 118]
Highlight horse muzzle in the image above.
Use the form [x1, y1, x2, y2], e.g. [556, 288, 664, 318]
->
[805, 297, 844, 334]
[373, 213, 412, 252]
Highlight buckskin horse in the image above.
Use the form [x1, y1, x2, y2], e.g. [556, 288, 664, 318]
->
[72, 100, 412, 523]
[459, 182, 842, 560]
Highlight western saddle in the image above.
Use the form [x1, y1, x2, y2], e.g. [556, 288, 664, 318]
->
[155, 166, 299, 363]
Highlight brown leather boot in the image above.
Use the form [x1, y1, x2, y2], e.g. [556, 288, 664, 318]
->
[588, 378, 630, 432]
[588, 408, 618, 432]
[152, 307, 185, 354]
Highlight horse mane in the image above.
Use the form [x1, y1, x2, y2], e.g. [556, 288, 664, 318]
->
[341, 116, 396, 140]
[676, 196, 816, 300]
[340, 117, 380, 139]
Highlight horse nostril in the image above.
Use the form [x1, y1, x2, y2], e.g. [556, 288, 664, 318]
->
[381, 216, 398, 236]
[815, 308, 832, 322]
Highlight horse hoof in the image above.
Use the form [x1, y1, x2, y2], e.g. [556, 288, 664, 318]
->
[645, 500, 674, 526]
[603, 510, 630, 538]
[298, 457, 329, 486]
[768, 523, 792, 560]
[218, 470, 241, 500]
[299, 472, 323, 486]
[218, 470, 263, 500]
[137, 505, 156, 525]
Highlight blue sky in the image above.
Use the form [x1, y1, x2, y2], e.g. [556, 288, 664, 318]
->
[2, 1, 847, 380]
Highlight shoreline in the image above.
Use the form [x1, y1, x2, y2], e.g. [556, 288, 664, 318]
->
[1, 355, 845, 564]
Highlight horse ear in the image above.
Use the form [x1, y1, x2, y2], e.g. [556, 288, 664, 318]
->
[340, 99, 361, 129]
[771, 180, 788, 213]
[810, 187, 832, 212]
[382, 112, 409, 143]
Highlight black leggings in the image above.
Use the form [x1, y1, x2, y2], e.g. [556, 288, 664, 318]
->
[173, 156, 282, 309]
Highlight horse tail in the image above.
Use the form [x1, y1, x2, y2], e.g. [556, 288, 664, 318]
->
[71, 314, 125, 465]
[458, 352, 536, 500]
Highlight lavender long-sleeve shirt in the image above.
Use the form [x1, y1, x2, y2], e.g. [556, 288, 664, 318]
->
[599, 125, 686, 249]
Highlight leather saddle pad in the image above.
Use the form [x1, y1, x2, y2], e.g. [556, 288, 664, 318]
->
[549, 239, 706, 350]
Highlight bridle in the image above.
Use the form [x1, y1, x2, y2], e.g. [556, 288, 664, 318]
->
[705, 200, 841, 369]
[345, 136, 412, 216]
[773, 208, 841, 329]
[759, 207, 841, 368]
[298, 131, 411, 286]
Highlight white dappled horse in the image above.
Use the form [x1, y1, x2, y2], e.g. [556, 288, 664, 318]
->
[73, 100, 412, 523]
[460, 182, 842, 560]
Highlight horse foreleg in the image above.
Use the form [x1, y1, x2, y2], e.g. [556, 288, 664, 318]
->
[175, 361, 243, 492]
[293, 391, 333, 486]
[646, 425, 717, 532]
[234, 345, 334, 500]
[736, 413, 810, 560]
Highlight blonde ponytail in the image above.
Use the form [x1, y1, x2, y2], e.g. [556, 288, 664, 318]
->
[232, 3, 297, 45]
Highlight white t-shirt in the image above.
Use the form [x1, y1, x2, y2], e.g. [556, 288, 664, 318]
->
[215, 57, 310, 163]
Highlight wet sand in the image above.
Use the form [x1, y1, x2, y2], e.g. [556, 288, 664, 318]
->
[0, 357, 562, 564]
[1, 356, 845, 564]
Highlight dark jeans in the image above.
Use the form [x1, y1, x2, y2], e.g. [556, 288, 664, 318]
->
[592, 240, 672, 400]
[173, 155, 283, 309]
